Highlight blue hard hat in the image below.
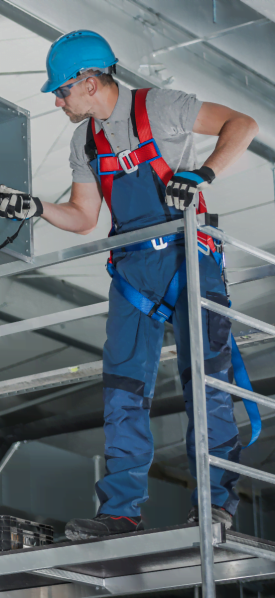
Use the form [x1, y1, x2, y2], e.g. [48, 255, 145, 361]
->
[41, 30, 118, 93]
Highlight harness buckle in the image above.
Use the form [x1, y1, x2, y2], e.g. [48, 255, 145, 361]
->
[151, 237, 168, 251]
[214, 240, 223, 253]
[118, 149, 138, 174]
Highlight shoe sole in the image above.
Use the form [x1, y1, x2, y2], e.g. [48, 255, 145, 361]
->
[65, 525, 144, 542]
[65, 526, 105, 541]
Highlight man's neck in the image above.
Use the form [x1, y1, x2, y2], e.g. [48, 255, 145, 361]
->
[93, 82, 119, 120]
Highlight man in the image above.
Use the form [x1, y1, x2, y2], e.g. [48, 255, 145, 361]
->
[0, 30, 258, 539]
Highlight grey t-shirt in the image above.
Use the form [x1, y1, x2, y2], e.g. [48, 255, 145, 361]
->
[69, 82, 202, 185]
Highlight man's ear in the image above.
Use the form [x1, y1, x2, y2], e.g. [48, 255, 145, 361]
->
[86, 77, 98, 97]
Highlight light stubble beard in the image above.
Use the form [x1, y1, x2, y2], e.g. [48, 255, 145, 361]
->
[63, 108, 93, 123]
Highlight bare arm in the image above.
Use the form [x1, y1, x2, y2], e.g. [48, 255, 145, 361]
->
[193, 102, 259, 176]
[41, 181, 102, 235]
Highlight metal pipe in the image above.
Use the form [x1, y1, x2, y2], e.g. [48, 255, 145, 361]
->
[202, 297, 275, 337]
[212, 0, 217, 23]
[1, 218, 275, 279]
[93, 455, 101, 515]
[184, 206, 216, 598]
[209, 455, 275, 485]
[205, 375, 275, 411]
[252, 486, 258, 538]
[198, 225, 275, 266]
[219, 539, 275, 563]
[152, 19, 268, 56]
[0, 301, 109, 338]
[229, 264, 275, 286]
[259, 491, 264, 539]
[0, 442, 21, 474]
[0, 219, 184, 279]
[1, 219, 275, 282]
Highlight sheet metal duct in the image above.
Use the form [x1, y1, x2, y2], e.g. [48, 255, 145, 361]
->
[0, 96, 33, 261]
[241, 0, 275, 23]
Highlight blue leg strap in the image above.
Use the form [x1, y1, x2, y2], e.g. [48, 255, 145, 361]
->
[231, 334, 261, 447]
[209, 251, 261, 446]
[107, 252, 204, 324]
[107, 262, 173, 323]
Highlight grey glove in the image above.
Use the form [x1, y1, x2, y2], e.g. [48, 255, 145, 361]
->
[0, 185, 43, 220]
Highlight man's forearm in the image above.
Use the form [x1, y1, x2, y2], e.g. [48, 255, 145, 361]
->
[41, 201, 96, 234]
[203, 116, 259, 176]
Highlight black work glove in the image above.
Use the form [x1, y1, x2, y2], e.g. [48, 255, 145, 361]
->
[165, 166, 215, 210]
[0, 185, 43, 220]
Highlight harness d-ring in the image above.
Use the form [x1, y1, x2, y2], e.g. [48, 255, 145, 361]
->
[151, 237, 168, 250]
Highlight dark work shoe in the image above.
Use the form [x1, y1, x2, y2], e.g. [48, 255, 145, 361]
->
[65, 514, 144, 541]
[186, 505, 233, 530]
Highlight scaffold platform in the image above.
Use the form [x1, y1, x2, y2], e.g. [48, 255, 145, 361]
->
[1, 524, 275, 596]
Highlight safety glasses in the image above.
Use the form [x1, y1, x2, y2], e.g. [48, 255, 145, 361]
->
[52, 77, 91, 99]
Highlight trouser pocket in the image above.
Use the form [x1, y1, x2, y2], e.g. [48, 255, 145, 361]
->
[206, 291, 231, 352]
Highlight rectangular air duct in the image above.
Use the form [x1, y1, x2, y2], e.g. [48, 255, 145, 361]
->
[241, 0, 275, 22]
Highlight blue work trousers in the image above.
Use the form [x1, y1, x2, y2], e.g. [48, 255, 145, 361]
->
[96, 244, 241, 517]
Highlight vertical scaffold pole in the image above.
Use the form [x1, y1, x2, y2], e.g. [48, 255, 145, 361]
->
[184, 205, 216, 598]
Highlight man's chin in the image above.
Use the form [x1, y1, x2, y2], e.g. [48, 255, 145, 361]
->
[68, 113, 87, 124]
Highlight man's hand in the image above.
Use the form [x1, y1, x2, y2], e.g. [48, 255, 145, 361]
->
[0, 185, 43, 220]
[165, 166, 215, 210]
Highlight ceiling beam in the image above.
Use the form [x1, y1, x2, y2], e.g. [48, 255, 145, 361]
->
[16, 272, 107, 307]
[0, 0, 61, 40]
[0, 310, 103, 356]
[249, 138, 275, 163]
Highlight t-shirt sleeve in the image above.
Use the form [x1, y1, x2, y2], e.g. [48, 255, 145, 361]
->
[147, 88, 202, 135]
[69, 123, 98, 184]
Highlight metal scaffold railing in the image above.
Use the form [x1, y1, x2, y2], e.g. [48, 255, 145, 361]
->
[184, 206, 216, 597]
[184, 204, 275, 597]
[0, 208, 275, 597]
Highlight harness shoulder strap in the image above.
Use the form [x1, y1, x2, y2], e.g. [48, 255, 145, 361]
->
[91, 118, 113, 213]
[134, 89, 174, 186]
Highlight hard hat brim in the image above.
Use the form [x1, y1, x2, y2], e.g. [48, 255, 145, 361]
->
[41, 79, 61, 93]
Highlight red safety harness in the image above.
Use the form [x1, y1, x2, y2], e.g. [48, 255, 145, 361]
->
[91, 88, 216, 253]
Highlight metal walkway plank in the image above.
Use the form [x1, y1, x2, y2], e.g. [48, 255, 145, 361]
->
[0, 525, 222, 577]
[33, 568, 107, 589]
[1, 528, 275, 595]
